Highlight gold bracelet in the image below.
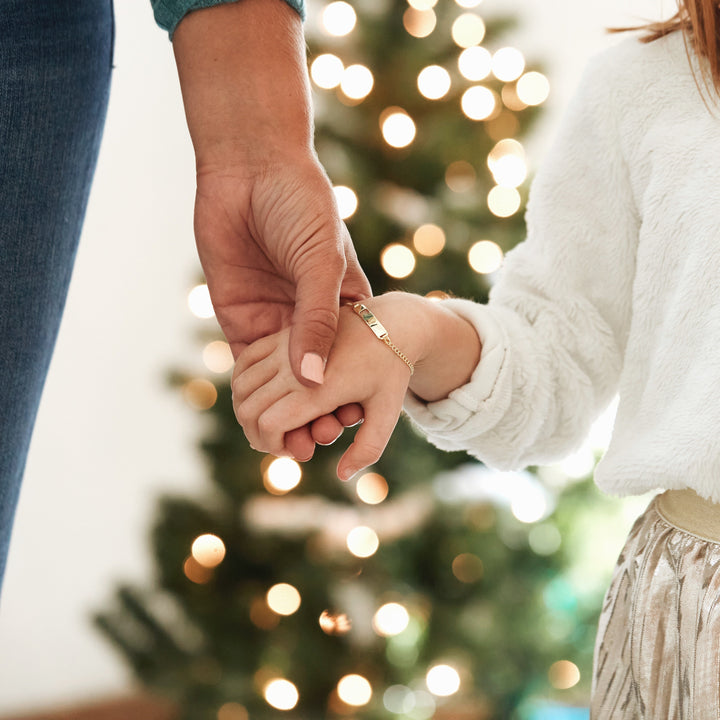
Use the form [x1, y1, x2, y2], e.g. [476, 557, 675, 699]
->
[350, 302, 414, 375]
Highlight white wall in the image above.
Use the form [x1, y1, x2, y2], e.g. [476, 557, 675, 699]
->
[0, 0, 675, 713]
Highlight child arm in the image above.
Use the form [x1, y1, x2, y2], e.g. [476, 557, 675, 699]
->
[232, 291, 482, 480]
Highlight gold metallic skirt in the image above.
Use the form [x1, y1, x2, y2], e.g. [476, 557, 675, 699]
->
[591, 489, 720, 718]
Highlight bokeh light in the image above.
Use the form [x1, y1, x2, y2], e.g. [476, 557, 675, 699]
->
[264, 457, 302, 494]
[264, 679, 299, 710]
[517, 71, 550, 105]
[346, 526, 380, 557]
[381, 243, 416, 278]
[381, 109, 417, 148]
[408, 0, 438, 8]
[487, 186, 521, 217]
[333, 185, 359, 219]
[341, 64, 374, 100]
[403, 8, 436, 37]
[451, 13, 486, 48]
[188, 284, 214, 319]
[413, 224, 446, 256]
[488, 138, 525, 168]
[217, 703, 249, 720]
[468, 240, 503, 274]
[501, 83, 528, 111]
[203, 340, 234, 374]
[417, 65, 451, 99]
[455, 0, 482, 6]
[337, 674, 373, 706]
[373, 602, 410, 636]
[183, 555, 213, 584]
[458, 46, 492, 81]
[461, 85, 496, 120]
[445, 160, 476, 192]
[183, 378, 218, 410]
[319, 610, 352, 635]
[356, 472, 389, 504]
[426, 664, 461, 696]
[511, 485, 548, 523]
[528, 523, 562, 556]
[492, 47, 525, 82]
[192, 533, 226, 568]
[266, 583, 302, 616]
[490, 153, 527, 187]
[452, 553, 484, 583]
[322, 1, 357, 36]
[250, 595, 281, 630]
[549, 660, 581, 690]
[310, 54, 344, 89]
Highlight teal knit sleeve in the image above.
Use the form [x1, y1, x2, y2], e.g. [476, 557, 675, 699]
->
[151, 0, 306, 38]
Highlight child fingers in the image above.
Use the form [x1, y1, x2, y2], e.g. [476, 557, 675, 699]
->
[336, 393, 404, 481]
[285, 425, 315, 461]
[335, 403, 365, 428]
[231, 361, 281, 407]
[310, 414, 345, 446]
[232, 334, 283, 386]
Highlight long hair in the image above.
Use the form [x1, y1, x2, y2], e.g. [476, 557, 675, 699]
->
[612, 0, 720, 97]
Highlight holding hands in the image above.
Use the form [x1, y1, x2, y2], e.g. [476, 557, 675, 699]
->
[232, 293, 483, 480]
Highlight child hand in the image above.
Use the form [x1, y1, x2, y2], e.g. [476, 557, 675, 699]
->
[232, 293, 428, 480]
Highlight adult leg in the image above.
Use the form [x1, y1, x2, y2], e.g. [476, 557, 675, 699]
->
[0, 0, 114, 595]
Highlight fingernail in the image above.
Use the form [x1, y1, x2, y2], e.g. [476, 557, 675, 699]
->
[301, 353, 325, 384]
[339, 466, 358, 482]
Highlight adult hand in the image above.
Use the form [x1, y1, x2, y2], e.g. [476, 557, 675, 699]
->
[172, 0, 370, 457]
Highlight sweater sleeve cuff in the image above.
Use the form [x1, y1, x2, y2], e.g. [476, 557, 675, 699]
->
[152, 0, 306, 39]
[402, 298, 509, 446]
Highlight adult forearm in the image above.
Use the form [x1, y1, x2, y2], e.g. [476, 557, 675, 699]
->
[171, 0, 313, 172]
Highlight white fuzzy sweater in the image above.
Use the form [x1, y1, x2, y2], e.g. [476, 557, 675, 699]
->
[403, 32, 720, 503]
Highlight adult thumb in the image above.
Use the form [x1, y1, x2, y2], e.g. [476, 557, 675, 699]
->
[289, 259, 343, 386]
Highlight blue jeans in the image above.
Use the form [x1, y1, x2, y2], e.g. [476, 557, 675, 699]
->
[0, 0, 114, 596]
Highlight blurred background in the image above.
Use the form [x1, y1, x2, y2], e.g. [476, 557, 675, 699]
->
[0, 0, 676, 717]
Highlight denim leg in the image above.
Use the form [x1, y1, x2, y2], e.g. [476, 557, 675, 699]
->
[0, 0, 114, 595]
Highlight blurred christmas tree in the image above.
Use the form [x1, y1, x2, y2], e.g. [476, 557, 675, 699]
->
[94, 1, 624, 718]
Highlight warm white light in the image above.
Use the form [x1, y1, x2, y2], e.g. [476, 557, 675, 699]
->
[203, 340, 234, 373]
[310, 54, 344, 89]
[380, 243, 416, 278]
[322, 1, 357, 36]
[265, 457, 302, 493]
[341, 64, 374, 100]
[488, 138, 525, 171]
[403, 8, 436, 37]
[461, 86, 496, 120]
[413, 224, 446, 256]
[445, 160, 476, 192]
[337, 674, 373, 706]
[487, 186, 521, 217]
[319, 610, 352, 635]
[468, 240, 503, 274]
[183, 378, 218, 410]
[188, 284, 214, 319]
[491, 154, 527, 188]
[549, 660, 581, 690]
[381, 110, 416, 148]
[264, 679, 299, 710]
[517, 71, 550, 105]
[356, 472, 389, 504]
[373, 602, 410, 636]
[458, 46, 492, 81]
[501, 83, 528, 111]
[492, 47, 525, 82]
[511, 489, 548, 523]
[192, 534, 226, 568]
[217, 702, 249, 720]
[333, 185, 359, 220]
[455, 0, 482, 6]
[408, 0, 437, 8]
[346, 526, 380, 557]
[426, 664, 461, 696]
[266, 583, 302, 616]
[417, 65, 451, 100]
[451, 13, 486, 48]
